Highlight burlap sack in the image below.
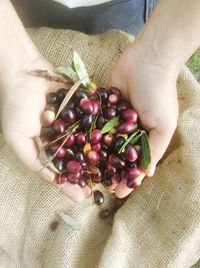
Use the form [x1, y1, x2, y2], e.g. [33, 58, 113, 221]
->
[0, 28, 200, 268]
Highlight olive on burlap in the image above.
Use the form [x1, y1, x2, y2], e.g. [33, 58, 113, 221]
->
[0, 28, 200, 268]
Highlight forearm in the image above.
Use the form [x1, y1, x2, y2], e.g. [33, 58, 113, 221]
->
[134, 0, 200, 74]
[0, 0, 40, 81]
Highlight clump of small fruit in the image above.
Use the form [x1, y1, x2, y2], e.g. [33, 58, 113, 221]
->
[38, 52, 151, 213]
[40, 86, 149, 201]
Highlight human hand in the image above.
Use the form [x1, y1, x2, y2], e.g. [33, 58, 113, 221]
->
[0, 57, 91, 201]
[109, 46, 179, 198]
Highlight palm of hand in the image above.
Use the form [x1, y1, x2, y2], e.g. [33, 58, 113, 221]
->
[109, 47, 179, 198]
[1, 62, 91, 201]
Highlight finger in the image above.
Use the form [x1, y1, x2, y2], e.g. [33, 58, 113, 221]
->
[6, 132, 90, 201]
[115, 172, 146, 198]
[146, 126, 176, 177]
[55, 182, 86, 202]
[5, 132, 55, 179]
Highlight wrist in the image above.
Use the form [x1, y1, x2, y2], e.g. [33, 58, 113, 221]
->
[0, 0, 41, 86]
[132, 37, 182, 79]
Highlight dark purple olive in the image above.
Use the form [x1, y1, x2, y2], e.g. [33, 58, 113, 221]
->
[97, 87, 108, 103]
[113, 136, 125, 152]
[117, 122, 135, 134]
[78, 175, 87, 188]
[99, 148, 108, 161]
[41, 126, 56, 140]
[67, 101, 76, 109]
[99, 209, 111, 219]
[74, 89, 87, 101]
[53, 119, 66, 134]
[53, 158, 66, 172]
[124, 144, 138, 162]
[109, 154, 125, 169]
[81, 114, 93, 129]
[117, 100, 131, 112]
[102, 177, 112, 186]
[57, 88, 69, 101]
[94, 190, 104, 205]
[46, 92, 59, 104]
[61, 107, 76, 124]
[121, 109, 138, 123]
[65, 148, 75, 160]
[75, 106, 84, 118]
[104, 106, 117, 119]
[75, 151, 85, 163]
[96, 114, 106, 129]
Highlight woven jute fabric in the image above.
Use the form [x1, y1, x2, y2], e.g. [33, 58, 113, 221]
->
[0, 27, 200, 268]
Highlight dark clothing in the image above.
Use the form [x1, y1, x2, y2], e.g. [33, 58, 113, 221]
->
[11, 0, 159, 36]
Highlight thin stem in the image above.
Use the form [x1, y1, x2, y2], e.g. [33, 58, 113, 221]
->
[28, 69, 70, 83]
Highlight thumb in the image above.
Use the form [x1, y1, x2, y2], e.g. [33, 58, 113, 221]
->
[4, 132, 55, 181]
[146, 125, 176, 177]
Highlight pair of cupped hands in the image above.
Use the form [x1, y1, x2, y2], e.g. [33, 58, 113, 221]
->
[1, 46, 179, 201]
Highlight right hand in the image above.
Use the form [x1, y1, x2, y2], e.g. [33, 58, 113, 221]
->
[0, 56, 91, 202]
[109, 46, 179, 198]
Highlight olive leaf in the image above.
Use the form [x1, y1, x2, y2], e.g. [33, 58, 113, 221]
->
[55, 79, 82, 119]
[141, 133, 151, 169]
[100, 116, 120, 135]
[73, 51, 91, 87]
[118, 130, 141, 154]
[59, 212, 82, 231]
[55, 66, 79, 82]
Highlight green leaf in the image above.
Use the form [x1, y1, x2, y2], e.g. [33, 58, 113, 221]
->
[73, 51, 91, 87]
[100, 116, 120, 135]
[55, 66, 79, 82]
[141, 133, 151, 169]
[59, 212, 82, 231]
[118, 130, 141, 154]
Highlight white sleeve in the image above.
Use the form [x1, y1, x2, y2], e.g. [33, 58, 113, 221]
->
[53, 0, 111, 8]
